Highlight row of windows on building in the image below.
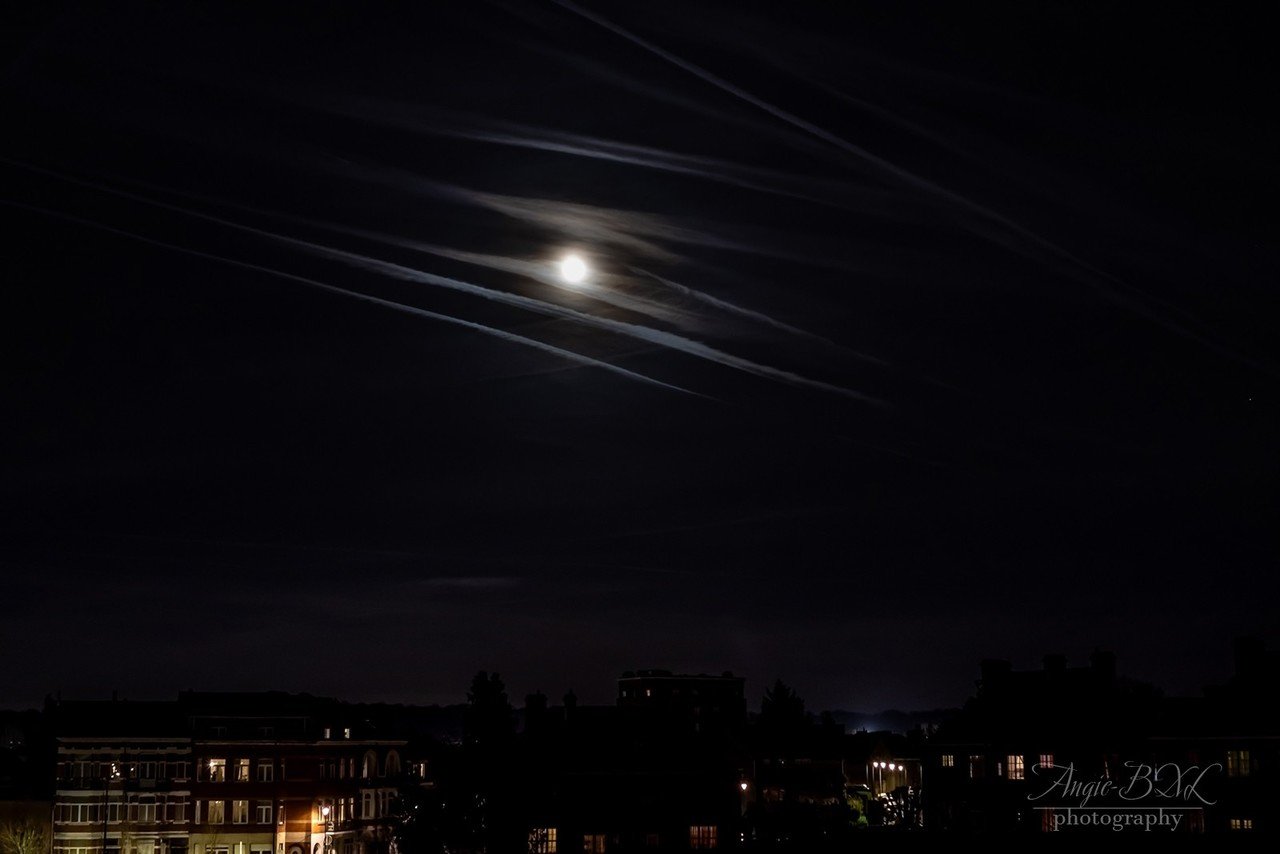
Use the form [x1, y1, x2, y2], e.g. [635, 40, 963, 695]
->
[527, 826, 718, 853]
[65, 754, 413, 787]
[57, 842, 384, 854]
[55, 799, 275, 825]
[939, 749, 1253, 780]
[200, 754, 402, 784]
[65, 761, 193, 783]
[317, 792, 395, 821]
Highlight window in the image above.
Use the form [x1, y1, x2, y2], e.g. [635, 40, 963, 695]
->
[361, 792, 374, 820]
[362, 752, 376, 779]
[969, 756, 984, 779]
[137, 798, 157, 823]
[384, 752, 401, 776]
[1229, 818, 1254, 831]
[1007, 755, 1025, 781]
[342, 728, 351, 740]
[1227, 750, 1250, 777]
[235, 760, 250, 782]
[941, 754, 955, 768]
[60, 802, 97, 823]
[689, 826, 717, 849]
[257, 762, 274, 783]
[207, 760, 226, 783]
[232, 800, 249, 824]
[251, 802, 271, 824]
[582, 834, 606, 853]
[206, 800, 225, 824]
[1039, 753, 1054, 770]
[528, 828, 557, 853]
[137, 762, 157, 780]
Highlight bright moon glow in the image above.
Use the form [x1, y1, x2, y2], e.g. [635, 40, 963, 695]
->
[559, 253, 588, 284]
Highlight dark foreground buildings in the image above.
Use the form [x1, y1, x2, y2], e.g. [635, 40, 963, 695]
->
[2, 642, 1275, 851]
[48, 693, 414, 854]
[925, 639, 1279, 833]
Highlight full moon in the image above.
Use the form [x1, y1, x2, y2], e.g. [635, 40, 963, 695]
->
[559, 253, 588, 285]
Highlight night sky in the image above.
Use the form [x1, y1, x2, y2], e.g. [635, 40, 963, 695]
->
[2, 1, 1277, 712]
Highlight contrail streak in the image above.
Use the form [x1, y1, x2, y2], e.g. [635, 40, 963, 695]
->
[632, 267, 887, 366]
[547, 0, 1274, 377]
[3, 158, 887, 405]
[0, 199, 698, 396]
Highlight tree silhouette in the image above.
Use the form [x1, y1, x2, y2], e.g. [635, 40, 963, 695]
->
[463, 672, 515, 752]
[0, 817, 49, 854]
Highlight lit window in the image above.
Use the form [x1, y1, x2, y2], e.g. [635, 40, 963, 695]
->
[206, 801, 225, 824]
[1039, 753, 1054, 770]
[1226, 750, 1250, 777]
[1007, 755, 1025, 781]
[207, 760, 226, 783]
[235, 760, 250, 782]
[1229, 818, 1254, 831]
[257, 762, 274, 783]
[528, 827, 557, 853]
[582, 834, 606, 853]
[689, 826, 717, 849]
[255, 802, 273, 824]
[232, 800, 249, 824]
[941, 754, 955, 768]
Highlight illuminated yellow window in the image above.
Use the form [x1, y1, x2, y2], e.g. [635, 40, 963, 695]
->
[1226, 750, 1250, 777]
[1007, 755, 1025, 780]
[689, 826, 717, 849]
[528, 827, 557, 853]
